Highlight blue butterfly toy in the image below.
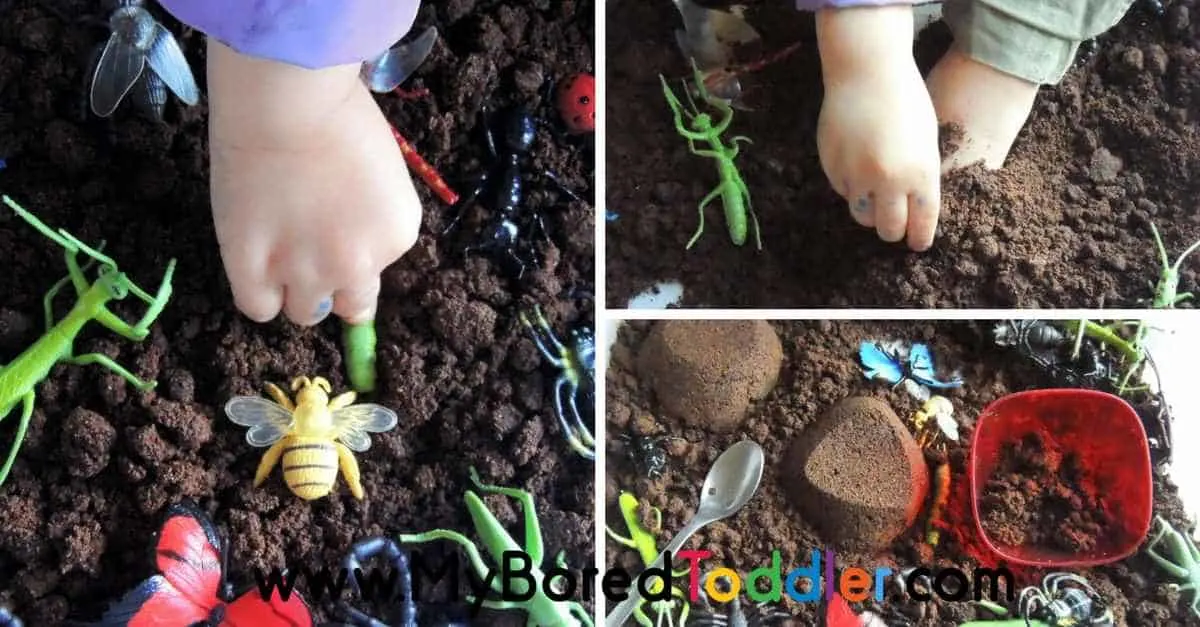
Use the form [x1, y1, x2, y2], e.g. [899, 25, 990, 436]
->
[859, 341, 963, 389]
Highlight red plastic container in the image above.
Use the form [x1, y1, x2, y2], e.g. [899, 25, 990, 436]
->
[969, 389, 1153, 567]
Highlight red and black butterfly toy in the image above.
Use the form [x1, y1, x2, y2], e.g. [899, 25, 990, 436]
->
[86, 501, 313, 627]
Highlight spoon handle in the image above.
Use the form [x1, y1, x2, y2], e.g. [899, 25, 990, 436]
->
[604, 518, 707, 627]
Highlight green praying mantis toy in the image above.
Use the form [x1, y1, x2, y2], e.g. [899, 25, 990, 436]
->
[0, 195, 176, 488]
[605, 491, 692, 627]
[660, 58, 760, 251]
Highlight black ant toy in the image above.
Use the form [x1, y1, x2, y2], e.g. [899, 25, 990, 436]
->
[442, 104, 586, 281]
[334, 537, 471, 627]
[617, 432, 683, 480]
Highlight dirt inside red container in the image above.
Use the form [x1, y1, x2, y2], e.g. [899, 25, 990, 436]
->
[607, 321, 1192, 626]
[0, 1, 594, 625]
[605, 0, 1200, 308]
[979, 433, 1118, 556]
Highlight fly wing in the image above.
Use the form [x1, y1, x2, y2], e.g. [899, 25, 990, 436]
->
[146, 22, 200, 105]
[859, 341, 903, 384]
[224, 397, 294, 447]
[91, 32, 145, 117]
[331, 404, 399, 453]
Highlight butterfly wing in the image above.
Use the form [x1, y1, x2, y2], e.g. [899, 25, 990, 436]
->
[331, 404, 399, 453]
[224, 397, 295, 447]
[146, 22, 199, 105]
[90, 31, 146, 117]
[222, 586, 313, 627]
[908, 344, 963, 388]
[89, 502, 222, 626]
[859, 341, 904, 384]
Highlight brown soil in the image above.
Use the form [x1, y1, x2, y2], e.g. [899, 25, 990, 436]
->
[606, 321, 1194, 626]
[979, 433, 1117, 556]
[783, 396, 929, 552]
[0, 1, 594, 625]
[604, 1, 1200, 308]
[635, 319, 782, 432]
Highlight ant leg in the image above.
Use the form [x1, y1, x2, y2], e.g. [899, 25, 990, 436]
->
[505, 248, 528, 281]
[338, 604, 389, 627]
[480, 104, 500, 161]
[540, 169, 584, 203]
[441, 170, 490, 236]
[517, 306, 567, 366]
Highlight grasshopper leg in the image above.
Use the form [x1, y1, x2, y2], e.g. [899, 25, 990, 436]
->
[467, 468, 545, 566]
[0, 392, 34, 487]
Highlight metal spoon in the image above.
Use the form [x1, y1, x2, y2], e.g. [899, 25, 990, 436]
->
[361, 25, 438, 93]
[605, 440, 765, 627]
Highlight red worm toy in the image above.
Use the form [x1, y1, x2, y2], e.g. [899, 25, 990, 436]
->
[390, 124, 459, 206]
[926, 461, 952, 546]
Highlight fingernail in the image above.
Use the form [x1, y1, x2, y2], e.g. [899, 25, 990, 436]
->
[314, 298, 332, 320]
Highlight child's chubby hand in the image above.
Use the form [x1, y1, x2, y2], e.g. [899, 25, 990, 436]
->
[814, 5, 941, 251]
[206, 40, 421, 327]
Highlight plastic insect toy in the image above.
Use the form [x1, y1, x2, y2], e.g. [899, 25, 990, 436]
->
[0, 608, 23, 627]
[965, 572, 1114, 627]
[660, 58, 760, 251]
[440, 104, 585, 281]
[689, 570, 790, 627]
[605, 492, 692, 627]
[89, 0, 200, 120]
[555, 73, 595, 134]
[617, 431, 682, 480]
[518, 305, 595, 460]
[343, 320, 379, 394]
[85, 500, 313, 626]
[334, 536, 471, 627]
[924, 462, 951, 547]
[1140, 0, 1165, 17]
[992, 320, 1113, 389]
[909, 395, 957, 452]
[225, 376, 399, 500]
[391, 124, 460, 206]
[606, 210, 619, 222]
[691, 41, 803, 110]
[1147, 222, 1200, 308]
[858, 340, 963, 394]
[0, 196, 175, 488]
[1143, 515, 1200, 620]
[397, 467, 594, 626]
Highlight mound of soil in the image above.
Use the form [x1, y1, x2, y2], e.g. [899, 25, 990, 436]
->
[606, 321, 1193, 626]
[979, 433, 1117, 556]
[783, 396, 929, 552]
[605, 0, 1200, 307]
[636, 319, 781, 432]
[0, 1, 594, 625]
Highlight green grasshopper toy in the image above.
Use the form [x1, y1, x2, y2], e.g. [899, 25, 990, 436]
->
[661, 58, 760, 251]
[0, 195, 176, 488]
[605, 491, 692, 627]
[1148, 222, 1200, 309]
[398, 468, 594, 626]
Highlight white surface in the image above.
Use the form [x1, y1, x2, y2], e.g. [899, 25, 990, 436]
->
[626, 282, 684, 309]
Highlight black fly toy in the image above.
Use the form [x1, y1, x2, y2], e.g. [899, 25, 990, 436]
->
[89, 0, 200, 120]
[442, 104, 587, 281]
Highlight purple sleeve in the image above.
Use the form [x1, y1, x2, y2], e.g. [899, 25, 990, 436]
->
[157, 0, 420, 70]
[796, 0, 914, 9]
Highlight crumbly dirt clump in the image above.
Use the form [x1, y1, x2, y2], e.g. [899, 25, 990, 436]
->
[636, 319, 782, 432]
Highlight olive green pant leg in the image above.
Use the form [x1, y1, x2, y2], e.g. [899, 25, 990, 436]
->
[942, 0, 1137, 85]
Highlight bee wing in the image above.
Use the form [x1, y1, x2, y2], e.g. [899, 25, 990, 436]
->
[146, 22, 199, 105]
[937, 413, 960, 440]
[224, 397, 294, 447]
[331, 404, 399, 453]
[91, 32, 145, 117]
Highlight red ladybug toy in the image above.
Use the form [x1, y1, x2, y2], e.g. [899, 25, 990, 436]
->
[555, 73, 595, 134]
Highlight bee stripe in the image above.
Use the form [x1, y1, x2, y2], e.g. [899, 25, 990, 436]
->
[284, 464, 338, 472]
[285, 443, 335, 452]
[290, 482, 329, 490]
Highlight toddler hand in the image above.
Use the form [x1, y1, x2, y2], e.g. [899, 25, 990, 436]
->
[206, 41, 421, 326]
[814, 6, 941, 251]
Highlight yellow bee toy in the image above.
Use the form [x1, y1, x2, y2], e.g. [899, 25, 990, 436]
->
[910, 395, 958, 452]
[225, 376, 398, 500]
